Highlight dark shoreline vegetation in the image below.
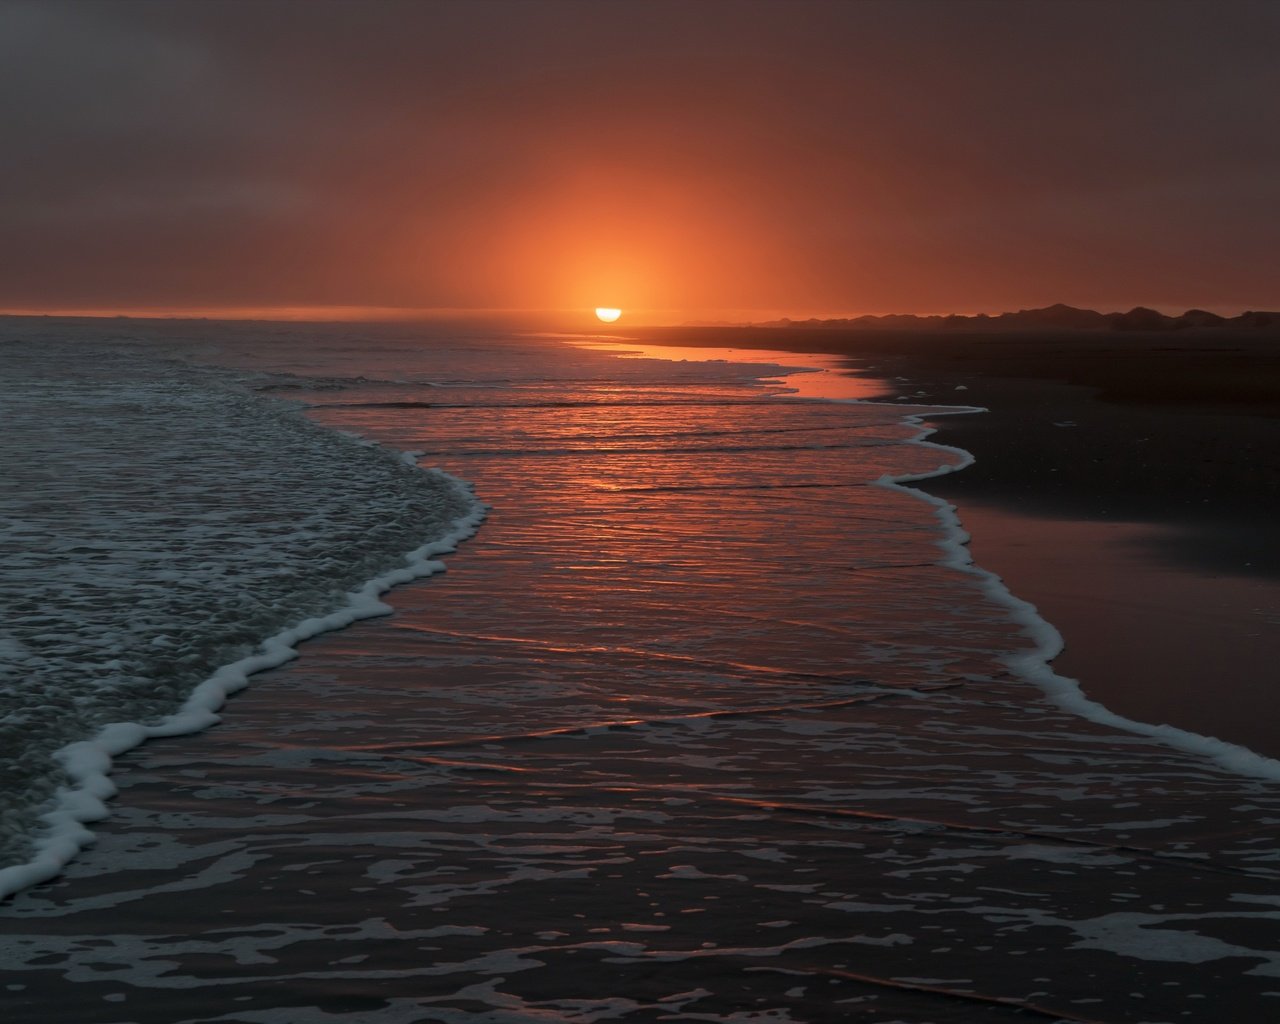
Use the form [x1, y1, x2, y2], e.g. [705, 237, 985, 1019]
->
[753, 302, 1280, 334]
[631, 320, 1280, 581]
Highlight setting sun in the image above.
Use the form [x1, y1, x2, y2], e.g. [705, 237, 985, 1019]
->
[594, 307, 622, 323]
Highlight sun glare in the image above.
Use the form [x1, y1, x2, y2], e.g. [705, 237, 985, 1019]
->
[595, 307, 622, 323]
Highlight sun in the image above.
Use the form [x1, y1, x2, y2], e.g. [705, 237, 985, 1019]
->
[594, 307, 622, 323]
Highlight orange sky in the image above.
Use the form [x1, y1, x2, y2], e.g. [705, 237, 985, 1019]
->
[2, 0, 1278, 320]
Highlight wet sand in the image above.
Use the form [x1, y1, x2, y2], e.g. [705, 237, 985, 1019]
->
[631, 326, 1280, 755]
[946, 504, 1280, 757]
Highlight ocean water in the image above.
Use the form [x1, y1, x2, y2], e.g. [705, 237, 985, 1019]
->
[0, 324, 483, 887]
[1, 318, 1279, 1022]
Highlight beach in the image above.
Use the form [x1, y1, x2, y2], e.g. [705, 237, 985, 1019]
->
[633, 326, 1280, 757]
[1, 320, 1279, 1022]
[5, 3, 1279, 1019]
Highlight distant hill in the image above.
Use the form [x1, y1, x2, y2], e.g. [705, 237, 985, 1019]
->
[755, 304, 1280, 332]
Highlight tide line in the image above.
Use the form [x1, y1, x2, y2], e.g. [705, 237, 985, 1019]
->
[885, 407, 1280, 784]
[0, 461, 487, 902]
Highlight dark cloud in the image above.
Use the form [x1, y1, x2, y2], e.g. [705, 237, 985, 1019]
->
[2, 0, 1277, 314]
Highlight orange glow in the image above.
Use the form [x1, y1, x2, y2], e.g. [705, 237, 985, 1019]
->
[594, 307, 622, 323]
[575, 340, 892, 401]
[2, 8, 1275, 320]
[0, 305, 485, 322]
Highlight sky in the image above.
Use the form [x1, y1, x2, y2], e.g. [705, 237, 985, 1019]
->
[2, 0, 1278, 320]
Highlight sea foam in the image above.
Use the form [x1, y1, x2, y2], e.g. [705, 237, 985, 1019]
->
[0, 332, 485, 897]
[880, 408, 1280, 784]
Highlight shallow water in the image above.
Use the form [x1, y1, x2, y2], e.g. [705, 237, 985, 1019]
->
[2, 320, 1279, 1022]
[0, 327, 474, 877]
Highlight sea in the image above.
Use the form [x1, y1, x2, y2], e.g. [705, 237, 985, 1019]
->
[1, 317, 1278, 1023]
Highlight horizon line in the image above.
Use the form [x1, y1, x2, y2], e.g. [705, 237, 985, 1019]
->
[0, 301, 1270, 325]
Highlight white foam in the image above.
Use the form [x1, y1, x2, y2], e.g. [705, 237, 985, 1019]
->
[877, 408, 1280, 784]
[0, 465, 485, 901]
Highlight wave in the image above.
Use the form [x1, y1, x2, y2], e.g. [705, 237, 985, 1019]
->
[0, 339, 487, 898]
[0, 467, 483, 900]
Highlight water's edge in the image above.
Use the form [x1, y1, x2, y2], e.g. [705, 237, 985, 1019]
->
[6, 335, 1275, 907]
[887, 407, 1280, 782]
[0, 449, 486, 901]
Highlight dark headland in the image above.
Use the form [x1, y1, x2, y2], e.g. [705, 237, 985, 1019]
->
[627, 306, 1280, 754]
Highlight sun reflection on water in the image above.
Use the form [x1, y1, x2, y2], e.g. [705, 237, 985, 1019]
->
[573, 340, 892, 401]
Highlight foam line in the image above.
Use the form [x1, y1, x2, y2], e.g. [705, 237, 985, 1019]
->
[879, 409, 1280, 783]
[631, 344, 1280, 781]
[0, 462, 486, 902]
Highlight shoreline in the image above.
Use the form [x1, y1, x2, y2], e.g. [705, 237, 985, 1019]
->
[5, 325, 1280, 1022]
[622, 325, 1280, 757]
[0, 431, 486, 903]
[626, 327, 1280, 558]
[885, 411, 1280, 775]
